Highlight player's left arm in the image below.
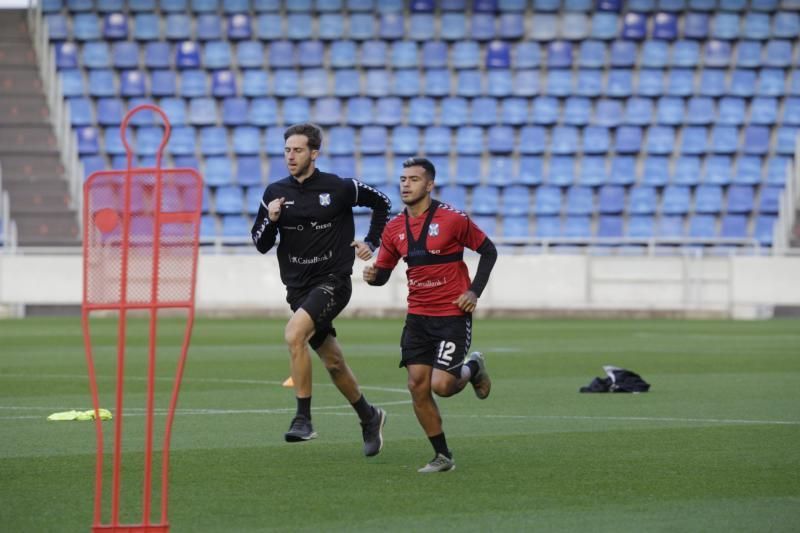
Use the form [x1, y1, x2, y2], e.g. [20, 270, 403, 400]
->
[453, 217, 498, 312]
[351, 179, 391, 255]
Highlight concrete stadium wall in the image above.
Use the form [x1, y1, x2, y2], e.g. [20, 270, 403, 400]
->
[1, 252, 800, 319]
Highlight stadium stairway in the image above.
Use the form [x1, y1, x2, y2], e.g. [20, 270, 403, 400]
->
[0, 10, 79, 247]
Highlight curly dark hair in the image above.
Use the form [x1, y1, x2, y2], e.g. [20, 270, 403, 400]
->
[283, 123, 322, 151]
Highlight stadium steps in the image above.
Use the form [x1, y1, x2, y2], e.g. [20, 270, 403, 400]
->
[0, 9, 79, 247]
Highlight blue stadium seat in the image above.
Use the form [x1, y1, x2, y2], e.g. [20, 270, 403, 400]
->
[614, 126, 642, 154]
[672, 40, 700, 67]
[594, 99, 623, 127]
[113, 42, 140, 69]
[337, 14, 367, 41]
[716, 96, 744, 126]
[621, 12, 647, 40]
[471, 97, 498, 126]
[81, 41, 110, 69]
[591, 12, 618, 40]
[165, 14, 191, 41]
[550, 126, 579, 155]
[624, 97, 654, 126]
[455, 127, 483, 155]
[694, 184, 723, 214]
[244, 185, 263, 215]
[519, 126, 547, 154]
[596, 215, 623, 238]
[237, 70, 266, 97]
[392, 126, 420, 155]
[439, 12, 466, 41]
[512, 69, 540, 97]
[687, 214, 716, 241]
[485, 40, 511, 69]
[77, 126, 99, 155]
[626, 214, 655, 239]
[120, 70, 146, 98]
[299, 68, 327, 98]
[100, 12, 127, 41]
[267, 41, 294, 68]
[360, 126, 388, 154]
[735, 40, 761, 68]
[454, 156, 482, 186]
[439, 184, 468, 210]
[606, 69, 633, 97]
[698, 69, 726, 97]
[286, 14, 313, 40]
[344, 97, 371, 126]
[774, 12, 800, 39]
[573, 69, 602, 97]
[269, 69, 297, 97]
[223, 0, 249, 13]
[743, 126, 770, 155]
[565, 186, 594, 216]
[726, 185, 754, 214]
[719, 215, 747, 239]
[471, 185, 501, 215]
[661, 185, 691, 215]
[393, 69, 421, 98]
[609, 156, 636, 186]
[646, 126, 675, 155]
[373, 97, 402, 126]
[364, 69, 390, 97]
[234, 41, 262, 68]
[204, 41, 232, 69]
[531, 15, 558, 41]
[671, 155, 701, 185]
[532, 97, 559, 125]
[577, 156, 608, 186]
[327, 126, 355, 155]
[584, 126, 613, 154]
[577, 40, 606, 68]
[103, 126, 126, 155]
[664, 68, 693, 97]
[704, 155, 733, 185]
[758, 187, 782, 215]
[142, 42, 170, 69]
[704, 40, 731, 68]
[712, 13, 740, 40]
[232, 126, 260, 155]
[379, 13, 404, 40]
[196, 14, 222, 41]
[487, 70, 513, 97]
[708, 125, 737, 155]
[683, 12, 710, 39]
[73, 14, 101, 41]
[519, 156, 544, 185]
[211, 69, 236, 97]
[547, 156, 576, 187]
[609, 40, 636, 67]
[165, 126, 196, 156]
[205, 156, 234, 186]
[775, 127, 799, 155]
[175, 41, 201, 69]
[330, 156, 356, 179]
[471, 14, 496, 41]
[94, 98, 124, 127]
[220, 215, 251, 240]
[200, 127, 228, 156]
[227, 13, 252, 40]
[733, 156, 762, 186]
[498, 13, 525, 40]
[641, 156, 669, 186]
[534, 216, 560, 239]
[283, 97, 310, 124]
[628, 186, 657, 214]
[728, 69, 756, 97]
[406, 14, 435, 41]
[534, 186, 562, 216]
[486, 156, 515, 186]
[641, 40, 668, 67]
[637, 69, 664, 97]
[564, 97, 591, 126]
[313, 97, 342, 126]
[657, 215, 685, 238]
[420, 69, 449, 97]
[742, 13, 770, 40]
[488, 126, 514, 154]
[685, 96, 714, 125]
[191, 0, 219, 13]
[47, 14, 69, 41]
[297, 41, 324, 68]
[60, 69, 85, 98]
[87, 69, 114, 98]
[214, 185, 244, 215]
[547, 41, 573, 68]
[753, 215, 775, 246]
[680, 127, 708, 155]
[263, 126, 284, 156]
[133, 13, 161, 41]
[562, 13, 590, 40]
[514, 42, 541, 69]
[757, 69, 786, 97]
[440, 97, 468, 127]
[254, 14, 282, 40]
[545, 70, 573, 97]
[502, 216, 530, 240]
[360, 156, 388, 186]
[315, 13, 344, 40]
[766, 157, 790, 186]
[750, 97, 778, 125]
[423, 126, 451, 154]
[653, 12, 678, 39]
[329, 69, 358, 97]
[763, 41, 792, 69]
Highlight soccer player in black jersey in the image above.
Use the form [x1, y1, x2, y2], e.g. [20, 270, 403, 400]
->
[251, 123, 391, 456]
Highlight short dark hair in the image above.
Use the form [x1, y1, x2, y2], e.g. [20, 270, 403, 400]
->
[402, 157, 436, 180]
[283, 123, 322, 151]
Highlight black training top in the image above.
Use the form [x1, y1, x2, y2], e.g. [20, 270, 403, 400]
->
[251, 168, 391, 289]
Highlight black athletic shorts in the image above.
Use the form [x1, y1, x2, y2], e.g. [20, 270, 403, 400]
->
[400, 313, 472, 377]
[286, 274, 352, 350]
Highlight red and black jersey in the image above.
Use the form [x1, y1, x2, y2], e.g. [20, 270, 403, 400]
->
[375, 200, 488, 316]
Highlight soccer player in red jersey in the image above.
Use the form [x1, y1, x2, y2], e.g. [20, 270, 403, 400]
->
[363, 157, 498, 473]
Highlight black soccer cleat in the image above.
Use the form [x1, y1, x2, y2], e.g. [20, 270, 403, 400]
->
[360, 407, 386, 457]
[284, 415, 318, 442]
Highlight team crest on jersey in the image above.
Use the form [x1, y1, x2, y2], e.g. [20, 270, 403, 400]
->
[319, 193, 331, 206]
[428, 223, 439, 237]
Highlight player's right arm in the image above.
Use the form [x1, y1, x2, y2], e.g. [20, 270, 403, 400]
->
[364, 222, 399, 286]
[251, 192, 284, 254]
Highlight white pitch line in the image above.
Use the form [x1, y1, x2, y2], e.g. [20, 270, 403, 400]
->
[2, 404, 799, 426]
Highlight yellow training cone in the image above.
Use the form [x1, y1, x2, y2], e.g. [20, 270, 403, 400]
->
[282, 376, 294, 388]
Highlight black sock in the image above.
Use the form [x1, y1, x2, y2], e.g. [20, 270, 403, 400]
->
[428, 433, 451, 458]
[466, 360, 480, 382]
[351, 394, 374, 423]
[296, 396, 311, 419]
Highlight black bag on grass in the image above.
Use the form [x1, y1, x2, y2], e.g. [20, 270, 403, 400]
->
[579, 365, 650, 393]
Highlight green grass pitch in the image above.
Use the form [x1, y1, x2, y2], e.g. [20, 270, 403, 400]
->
[1, 316, 799, 532]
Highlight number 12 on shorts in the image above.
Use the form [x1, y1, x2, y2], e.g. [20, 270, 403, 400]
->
[436, 341, 456, 366]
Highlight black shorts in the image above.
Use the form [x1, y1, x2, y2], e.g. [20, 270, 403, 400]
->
[286, 274, 352, 350]
[400, 313, 472, 377]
